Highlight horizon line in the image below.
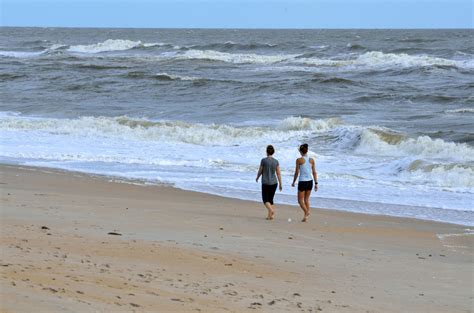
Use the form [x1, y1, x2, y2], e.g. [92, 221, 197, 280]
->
[1, 25, 472, 30]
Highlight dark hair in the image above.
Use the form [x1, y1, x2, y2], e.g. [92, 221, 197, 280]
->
[299, 143, 308, 154]
[266, 145, 275, 155]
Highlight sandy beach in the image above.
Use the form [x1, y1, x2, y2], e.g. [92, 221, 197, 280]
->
[0, 164, 472, 312]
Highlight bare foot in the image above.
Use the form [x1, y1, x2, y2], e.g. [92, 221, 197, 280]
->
[266, 211, 274, 220]
[302, 213, 309, 222]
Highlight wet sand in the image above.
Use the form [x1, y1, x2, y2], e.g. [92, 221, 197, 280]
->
[0, 164, 472, 312]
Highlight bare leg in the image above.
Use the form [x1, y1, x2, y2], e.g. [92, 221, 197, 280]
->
[264, 202, 274, 220]
[302, 190, 312, 222]
[297, 191, 307, 220]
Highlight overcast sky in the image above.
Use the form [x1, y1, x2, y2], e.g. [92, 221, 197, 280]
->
[1, 0, 473, 29]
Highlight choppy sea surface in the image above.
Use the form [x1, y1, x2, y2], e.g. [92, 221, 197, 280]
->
[1, 28, 473, 225]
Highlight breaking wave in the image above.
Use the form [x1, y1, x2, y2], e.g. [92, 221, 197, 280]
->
[353, 51, 470, 69]
[0, 114, 339, 146]
[154, 72, 202, 81]
[332, 126, 474, 162]
[178, 49, 296, 64]
[277, 116, 342, 132]
[296, 51, 471, 69]
[67, 39, 164, 53]
[392, 159, 474, 189]
[325, 126, 474, 189]
[2, 113, 472, 162]
[125, 71, 232, 84]
[178, 50, 470, 69]
[2, 42, 471, 71]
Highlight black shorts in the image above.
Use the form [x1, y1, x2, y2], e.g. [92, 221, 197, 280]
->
[262, 183, 278, 205]
[298, 180, 313, 192]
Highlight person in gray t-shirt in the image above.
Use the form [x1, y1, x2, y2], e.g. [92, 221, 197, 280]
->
[256, 145, 282, 220]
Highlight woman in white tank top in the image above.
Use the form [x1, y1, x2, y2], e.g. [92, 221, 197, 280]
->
[291, 144, 318, 222]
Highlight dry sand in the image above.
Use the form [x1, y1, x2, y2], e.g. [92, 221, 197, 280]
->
[0, 164, 472, 312]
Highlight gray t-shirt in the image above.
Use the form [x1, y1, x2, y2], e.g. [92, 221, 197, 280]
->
[260, 157, 279, 185]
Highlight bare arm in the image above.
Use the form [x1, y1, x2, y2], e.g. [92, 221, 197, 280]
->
[292, 158, 300, 187]
[310, 158, 318, 191]
[276, 165, 283, 191]
[256, 165, 263, 182]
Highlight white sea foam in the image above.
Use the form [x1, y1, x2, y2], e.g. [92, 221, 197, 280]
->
[357, 129, 474, 162]
[2, 114, 471, 163]
[49, 44, 68, 50]
[295, 51, 471, 69]
[176, 50, 470, 69]
[408, 163, 474, 189]
[155, 72, 202, 81]
[294, 57, 347, 67]
[179, 49, 296, 64]
[329, 125, 474, 162]
[385, 158, 474, 189]
[68, 39, 162, 53]
[444, 108, 474, 114]
[1, 112, 473, 220]
[4, 43, 470, 71]
[122, 50, 474, 70]
[354, 51, 462, 68]
[278, 116, 342, 132]
[0, 115, 331, 146]
[0, 51, 45, 58]
[310, 45, 329, 50]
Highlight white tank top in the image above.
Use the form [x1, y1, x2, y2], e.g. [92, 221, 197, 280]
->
[299, 156, 312, 182]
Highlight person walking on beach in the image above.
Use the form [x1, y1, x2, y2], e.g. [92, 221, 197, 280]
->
[256, 145, 282, 220]
[292, 143, 318, 222]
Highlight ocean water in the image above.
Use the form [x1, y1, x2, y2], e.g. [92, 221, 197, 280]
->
[1, 27, 473, 225]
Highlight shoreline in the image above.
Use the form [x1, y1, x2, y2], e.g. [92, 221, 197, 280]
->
[1, 164, 473, 312]
[2, 162, 471, 227]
